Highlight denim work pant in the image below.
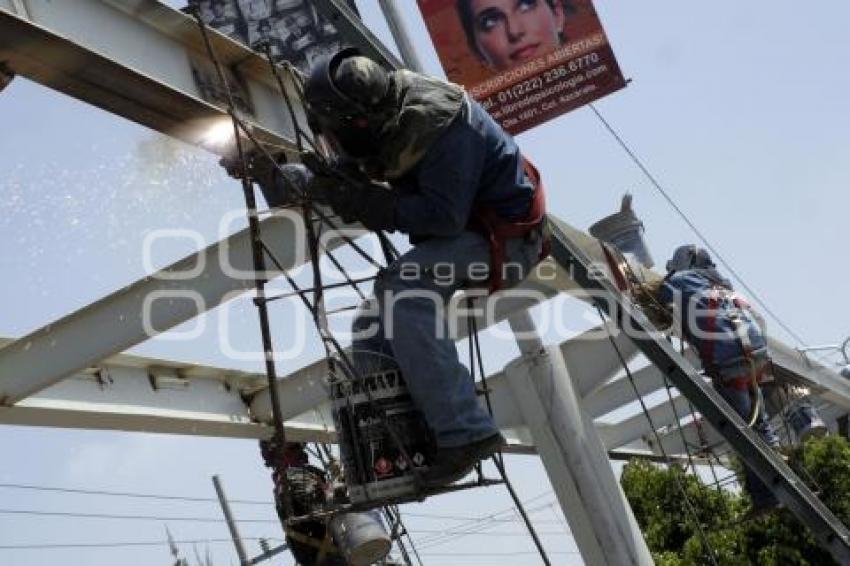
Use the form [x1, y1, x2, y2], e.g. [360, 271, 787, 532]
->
[713, 359, 780, 507]
[351, 230, 542, 448]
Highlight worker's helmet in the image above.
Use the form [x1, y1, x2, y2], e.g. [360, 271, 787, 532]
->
[665, 244, 714, 272]
[304, 48, 391, 157]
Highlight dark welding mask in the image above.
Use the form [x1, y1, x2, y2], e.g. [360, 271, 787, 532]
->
[304, 48, 391, 160]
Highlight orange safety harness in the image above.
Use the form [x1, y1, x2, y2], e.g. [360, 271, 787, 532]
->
[470, 159, 549, 293]
[704, 288, 767, 392]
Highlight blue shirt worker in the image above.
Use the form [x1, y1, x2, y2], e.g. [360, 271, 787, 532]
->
[659, 245, 782, 511]
[298, 49, 547, 488]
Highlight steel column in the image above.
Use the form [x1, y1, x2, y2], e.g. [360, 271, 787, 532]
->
[506, 311, 653, 565]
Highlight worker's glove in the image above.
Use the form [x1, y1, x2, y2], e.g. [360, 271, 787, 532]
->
[326, 183, 397, 231]
[219, 148, 283, 188]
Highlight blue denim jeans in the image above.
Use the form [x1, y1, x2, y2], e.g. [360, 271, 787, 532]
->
[351, 230, 542, 448]
[713, 360, 780, 507]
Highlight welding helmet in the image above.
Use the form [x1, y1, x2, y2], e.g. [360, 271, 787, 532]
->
[666, 244, 714, 273]
[304, 48, 391, 159]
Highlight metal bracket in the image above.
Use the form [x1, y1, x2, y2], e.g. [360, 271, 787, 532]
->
[148, 367, 190, 392]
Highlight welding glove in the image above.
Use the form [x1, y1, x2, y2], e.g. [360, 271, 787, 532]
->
[326, 183, 398, 232]
[219, 148, 282, 189]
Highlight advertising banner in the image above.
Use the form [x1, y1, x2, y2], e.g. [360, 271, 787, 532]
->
[417, 0, 626, 134]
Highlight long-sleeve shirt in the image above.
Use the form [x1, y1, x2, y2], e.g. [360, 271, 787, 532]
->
[659, 269, 767, 372]
[392, 99, 534, 239]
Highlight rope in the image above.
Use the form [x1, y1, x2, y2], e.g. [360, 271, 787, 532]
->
[466, 300, 553, 566]
[595, 305, 720, 566]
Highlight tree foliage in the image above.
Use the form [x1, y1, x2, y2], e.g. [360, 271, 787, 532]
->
[621, 436, 850, 565]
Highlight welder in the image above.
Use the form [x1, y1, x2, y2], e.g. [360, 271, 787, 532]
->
[289, 49, 547, 488]
[659, 245, 824, 512]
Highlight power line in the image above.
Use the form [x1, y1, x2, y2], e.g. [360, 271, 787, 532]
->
[589, 103, 810, 348]
[411, 529, 565, 536]
[408, 517, 563, 524]
[0, 481, 572, 527]
[421, 550, 580, 558]
[0, 508, 278, 524]
[413, 492, 554, 547]
[0, 538, 282, 551]
[0, 482, 270, 505]
[415, 500, 565, 550]
[0, 481, 565, 523]
[0, 506, 570, 536]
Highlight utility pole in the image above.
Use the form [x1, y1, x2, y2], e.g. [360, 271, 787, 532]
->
[212, 476, 289, 566]
[376, 0, 424, 72]
[165, 525, 189, 566]
[213, 475, 249, 566]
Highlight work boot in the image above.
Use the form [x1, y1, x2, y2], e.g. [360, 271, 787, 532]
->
[420, 433, 506, 489]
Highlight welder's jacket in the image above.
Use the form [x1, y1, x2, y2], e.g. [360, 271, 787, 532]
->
[368, 71, 536, 240]
[659, 269, 767, 373]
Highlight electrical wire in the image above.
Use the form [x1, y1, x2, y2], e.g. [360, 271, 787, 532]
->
[0, 482, 268, 505]
[414, 501, 562, 550]
[0, 508, 277, 523]
[589, 103, 810, 349]
[420, 550, 580, 557]
[0, 538, 283, 551]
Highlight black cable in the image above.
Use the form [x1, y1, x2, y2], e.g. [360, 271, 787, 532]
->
[589, 103, 810, 349]
[415, 500, 558, 549]
[420, 550, 580, 557]
[316, 241, 368, 301]
[190, 7, 294, 519]
[0, 482, 267, 505]
[661, 373, 697, 475]
[262, 276, 376, 303]
[0, 538, 282, 551]
[383, 505, 423, 566]
[0, 508, 278, 524]
[595, 305, 720, 566]
[465, 300, 552, 566]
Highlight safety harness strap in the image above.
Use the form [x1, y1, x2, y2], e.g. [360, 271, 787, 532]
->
[470, 158, 548, 293]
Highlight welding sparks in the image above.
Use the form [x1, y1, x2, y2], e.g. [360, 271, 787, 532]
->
[201, 119, 236, 149]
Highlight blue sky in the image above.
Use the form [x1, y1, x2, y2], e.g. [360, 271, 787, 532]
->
[1, 1, 849, 565]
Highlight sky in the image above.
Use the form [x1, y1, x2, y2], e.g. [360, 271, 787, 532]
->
[1, 1, 849, 565]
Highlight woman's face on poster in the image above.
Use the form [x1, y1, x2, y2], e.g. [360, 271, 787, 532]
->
[467, 0, 565, 70]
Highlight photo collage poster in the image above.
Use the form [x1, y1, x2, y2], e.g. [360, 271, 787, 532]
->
[191, 0, 359, 72]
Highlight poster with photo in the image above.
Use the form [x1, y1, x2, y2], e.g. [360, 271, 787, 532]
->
[191, 0, 354, 72]
[417, 0, 626, 135]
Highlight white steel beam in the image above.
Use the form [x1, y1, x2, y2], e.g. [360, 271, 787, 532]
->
[0, 347, 331, 441]
[505, 312, 653, 565]
[582, 364, 667, 419]
[0, 216, 362, 405]
[658, 399, 848, 457]
[598, 393, 692, 450]
[0, 0, 305, 153]
[768, 338, 850, 409]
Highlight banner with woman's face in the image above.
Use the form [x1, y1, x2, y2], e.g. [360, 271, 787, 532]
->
[417, 0, 626, 134]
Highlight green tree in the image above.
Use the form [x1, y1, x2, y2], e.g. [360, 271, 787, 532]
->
[621, 436, 850, 565]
